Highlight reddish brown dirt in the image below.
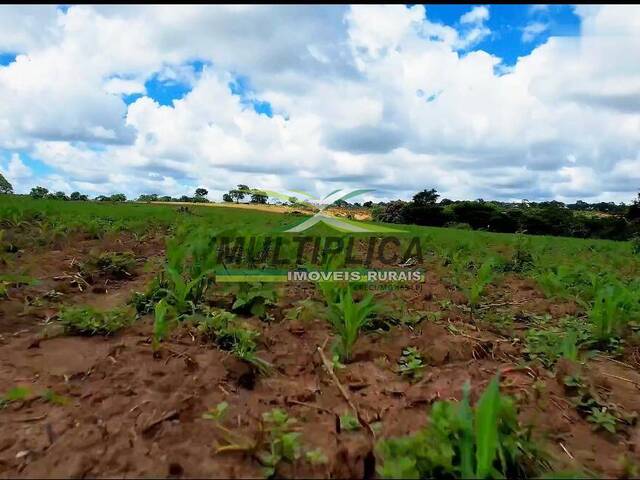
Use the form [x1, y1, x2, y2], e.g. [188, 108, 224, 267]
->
[0, 237, 638, 478]
[0, 232, 163, 334]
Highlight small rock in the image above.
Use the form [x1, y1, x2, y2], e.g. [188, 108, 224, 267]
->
[16, 450, 30, 459]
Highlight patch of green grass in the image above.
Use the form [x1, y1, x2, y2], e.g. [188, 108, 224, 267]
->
[82, 251, 136, 279]
[0, 386, 31, 409]
[191, 308, 272, 374]
[339, 413, 361, 432]
[130, 276, 168, 315]
[631, 236, 640, 255]
[305, 448, 328, 465]
[465, 259, 496, 312]
[589, 283, 638, 348]
[41, 389, 68, 406]
[284, 298, 322, 323]
[524, 317, 591, 368]
[57, 305, 134, 335]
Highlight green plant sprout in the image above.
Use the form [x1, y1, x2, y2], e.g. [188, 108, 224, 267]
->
[376, 376, 548, 479]
[339, 413, 361, 432]
[58, 305, 134, 336]
[0, 386, 31, 409]
[397, 347, 425, 381]
[152, 299, 174, 353]
[325, 285, 376, 362]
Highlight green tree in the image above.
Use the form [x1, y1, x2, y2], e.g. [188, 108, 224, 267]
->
[30, 186, 49, 199]
[195, 188, 208, 198]
[250, 190, 268, 204]
[413, 188, 439, 206]
[627, 193, 640, 222]
[0, 173, 13, 194]
[229, 184, 250, 203]
[110, 193, 126, 202]
[48, 191, 69, 201]
[137, 193, 158, 202]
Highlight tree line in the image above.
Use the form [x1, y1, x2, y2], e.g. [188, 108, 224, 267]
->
[2, 172, 638, 241]
[372, 189, 640, 241]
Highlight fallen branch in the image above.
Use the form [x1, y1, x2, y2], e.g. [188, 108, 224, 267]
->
[140, 409, 179, 434]
[559, 442, 574, 460]
[599, 371, 640, 388]
[478, 300, 527, 310]
[6, 413, 48, 423]
[285, 398, 333, 415]
[594, 354, 636, 371]
[316, 344, 375, 438]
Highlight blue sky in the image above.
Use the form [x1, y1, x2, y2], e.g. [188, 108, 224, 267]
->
[115, 5, 579, 120]
[121, 60, 274, 117]
[0, 52, 17, 66]
[425, 4, 580, 65]
[0, 5, 638, 203]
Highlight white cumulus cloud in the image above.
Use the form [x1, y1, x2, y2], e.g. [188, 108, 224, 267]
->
[0, 4, 638, 204]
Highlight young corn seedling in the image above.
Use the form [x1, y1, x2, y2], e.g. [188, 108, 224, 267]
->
[463, 259, 495, 320]
[376, 376, 548, 479]
[589, 283, 637, 349]
[161, 228, 220, 314]
[326, 285, 376, 363]
[152, 299, 174, 354]
[559, 330, 579, 362]
[315, 253, 346, 305]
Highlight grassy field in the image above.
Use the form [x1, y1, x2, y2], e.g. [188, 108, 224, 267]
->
[0, 195, 639, 478]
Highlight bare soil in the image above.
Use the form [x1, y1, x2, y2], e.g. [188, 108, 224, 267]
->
[0, 235, 639, 478]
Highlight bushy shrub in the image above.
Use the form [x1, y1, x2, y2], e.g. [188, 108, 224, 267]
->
[372, 200, 407, 224]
